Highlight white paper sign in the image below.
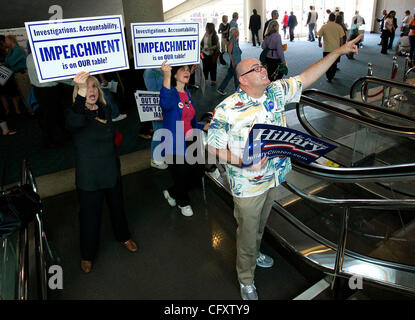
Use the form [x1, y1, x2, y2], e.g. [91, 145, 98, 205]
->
[135, 90, 162, 122]
[131, 22, 200, 69]
[25, 15, 129, 83]
[0, 66, 13, 86]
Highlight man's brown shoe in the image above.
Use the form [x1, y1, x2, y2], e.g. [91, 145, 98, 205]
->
[124, 240, 138, 252]
[81, 260, 92, 273]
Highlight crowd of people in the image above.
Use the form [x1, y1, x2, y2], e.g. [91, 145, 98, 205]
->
[0, 6, 413, 301]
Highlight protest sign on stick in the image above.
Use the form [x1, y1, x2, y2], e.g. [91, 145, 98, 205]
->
[135, 90, 162, 122]
[25, 15, 129, 83]
[131, 22, 200, 69]
[242, 124, 337, 165]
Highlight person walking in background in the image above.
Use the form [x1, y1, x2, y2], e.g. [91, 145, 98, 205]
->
[408, 12, 415, 63]
[351, 10, 365, 47]
[335, 14, 347, 46]
[282, 11, 289, 40]
[381, 11, 395, 54]
[65, 71, 138, 274]
[402, 10, 411, 36]
[249, 9, 261, 47]
[287, 11, 298, 42]
[318, 13, 345, 82]
[144, 68, 168, 170]
[377, 9, 388, 45]
[262, 20, 286, 81]
[230, 12, 239, 29]
[218, 15, 230, 53]
[306, 6, 318, 42]
[2, 35, 32, 115]
[0, 35, 21, 116]
[388, 11, 398, 49]
[217, 27, 242, 96]
[263, 10, 278, 39]
[159, 62, 210, 217]
[201, 23, 219, 86]
[325, 9, 332, 23]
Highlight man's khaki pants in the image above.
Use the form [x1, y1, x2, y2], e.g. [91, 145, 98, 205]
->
[233, 187, 277, 285]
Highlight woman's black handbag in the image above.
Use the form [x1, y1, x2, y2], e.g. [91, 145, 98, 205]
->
[0, 184, 42, 240]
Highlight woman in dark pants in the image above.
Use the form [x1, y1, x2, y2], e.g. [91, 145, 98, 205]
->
[201, 23, 219, 86]
[65, 71, 137, 273]
[159, 62, 210, 217]
[381, 12, 395, 54]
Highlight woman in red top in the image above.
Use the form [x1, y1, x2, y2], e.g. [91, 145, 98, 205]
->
[160, 62, 210, 217]
[282, 12, 289, 40]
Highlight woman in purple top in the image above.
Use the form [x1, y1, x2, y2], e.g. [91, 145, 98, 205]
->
[261, 20, 286, 81]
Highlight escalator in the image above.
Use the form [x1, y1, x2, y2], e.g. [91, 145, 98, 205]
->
[0, 160, 50, 300]
[206, 88, 415, 299]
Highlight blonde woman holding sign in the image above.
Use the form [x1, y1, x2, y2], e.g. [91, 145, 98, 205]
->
[65, 71, 137, 273]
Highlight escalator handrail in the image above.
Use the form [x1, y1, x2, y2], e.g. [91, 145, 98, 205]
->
[21, 159, 47, 300]
[292, 160, 415, 183]
[349, 76, 415, 102]
[305, 87, 415, 124]
[298, 94, 415, 138]
[281, 181, 415, 209]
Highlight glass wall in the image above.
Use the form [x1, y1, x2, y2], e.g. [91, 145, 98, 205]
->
[164, 0, 374, 42]
[165, 0, 246, 41]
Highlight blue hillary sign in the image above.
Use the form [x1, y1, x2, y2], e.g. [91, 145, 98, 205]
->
[242, 124, 337, 165]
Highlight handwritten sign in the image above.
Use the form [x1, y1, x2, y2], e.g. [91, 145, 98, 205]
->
[135, 90, 162, 122]
[131, 22, 200, 69]
[242, 124, 337, 165]
[25, 15, 129, 83]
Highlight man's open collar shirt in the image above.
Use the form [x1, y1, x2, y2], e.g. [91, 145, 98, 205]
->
[208, 76, 303, 198]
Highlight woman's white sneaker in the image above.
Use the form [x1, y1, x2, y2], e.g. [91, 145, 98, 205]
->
[151, 159, 168, 170]
[163, 190, 176, 207]
[178, 205, 193, 217]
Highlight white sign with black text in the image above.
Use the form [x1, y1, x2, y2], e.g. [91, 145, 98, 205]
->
[131, 22, 200, 69]
[25, 15, 129, 83]
[0, 66, 13, 86]
[135, 90, 162, 122]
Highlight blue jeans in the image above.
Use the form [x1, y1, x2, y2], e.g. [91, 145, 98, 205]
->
[218, 66, 238, 91]
[308, 23, 315, 41]
[151, 120, 164, 161]
[102, 88, 120, 119]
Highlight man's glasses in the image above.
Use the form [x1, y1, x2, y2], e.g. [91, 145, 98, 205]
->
[240, 64, 267, 77]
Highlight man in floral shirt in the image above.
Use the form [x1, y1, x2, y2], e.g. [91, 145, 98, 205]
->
[207, 35, 362, 300]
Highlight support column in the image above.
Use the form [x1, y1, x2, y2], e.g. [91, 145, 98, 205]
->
[122, 0, 164, 58]
[245, 0, 265, 43]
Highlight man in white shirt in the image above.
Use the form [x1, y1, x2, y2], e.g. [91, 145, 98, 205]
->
[306, 6, 318, 42]
[207, 35, 362, 300]
[352, 11, 366, 47]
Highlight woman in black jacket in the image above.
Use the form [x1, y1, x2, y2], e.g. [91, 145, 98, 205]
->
[65, 71, 137, 273]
